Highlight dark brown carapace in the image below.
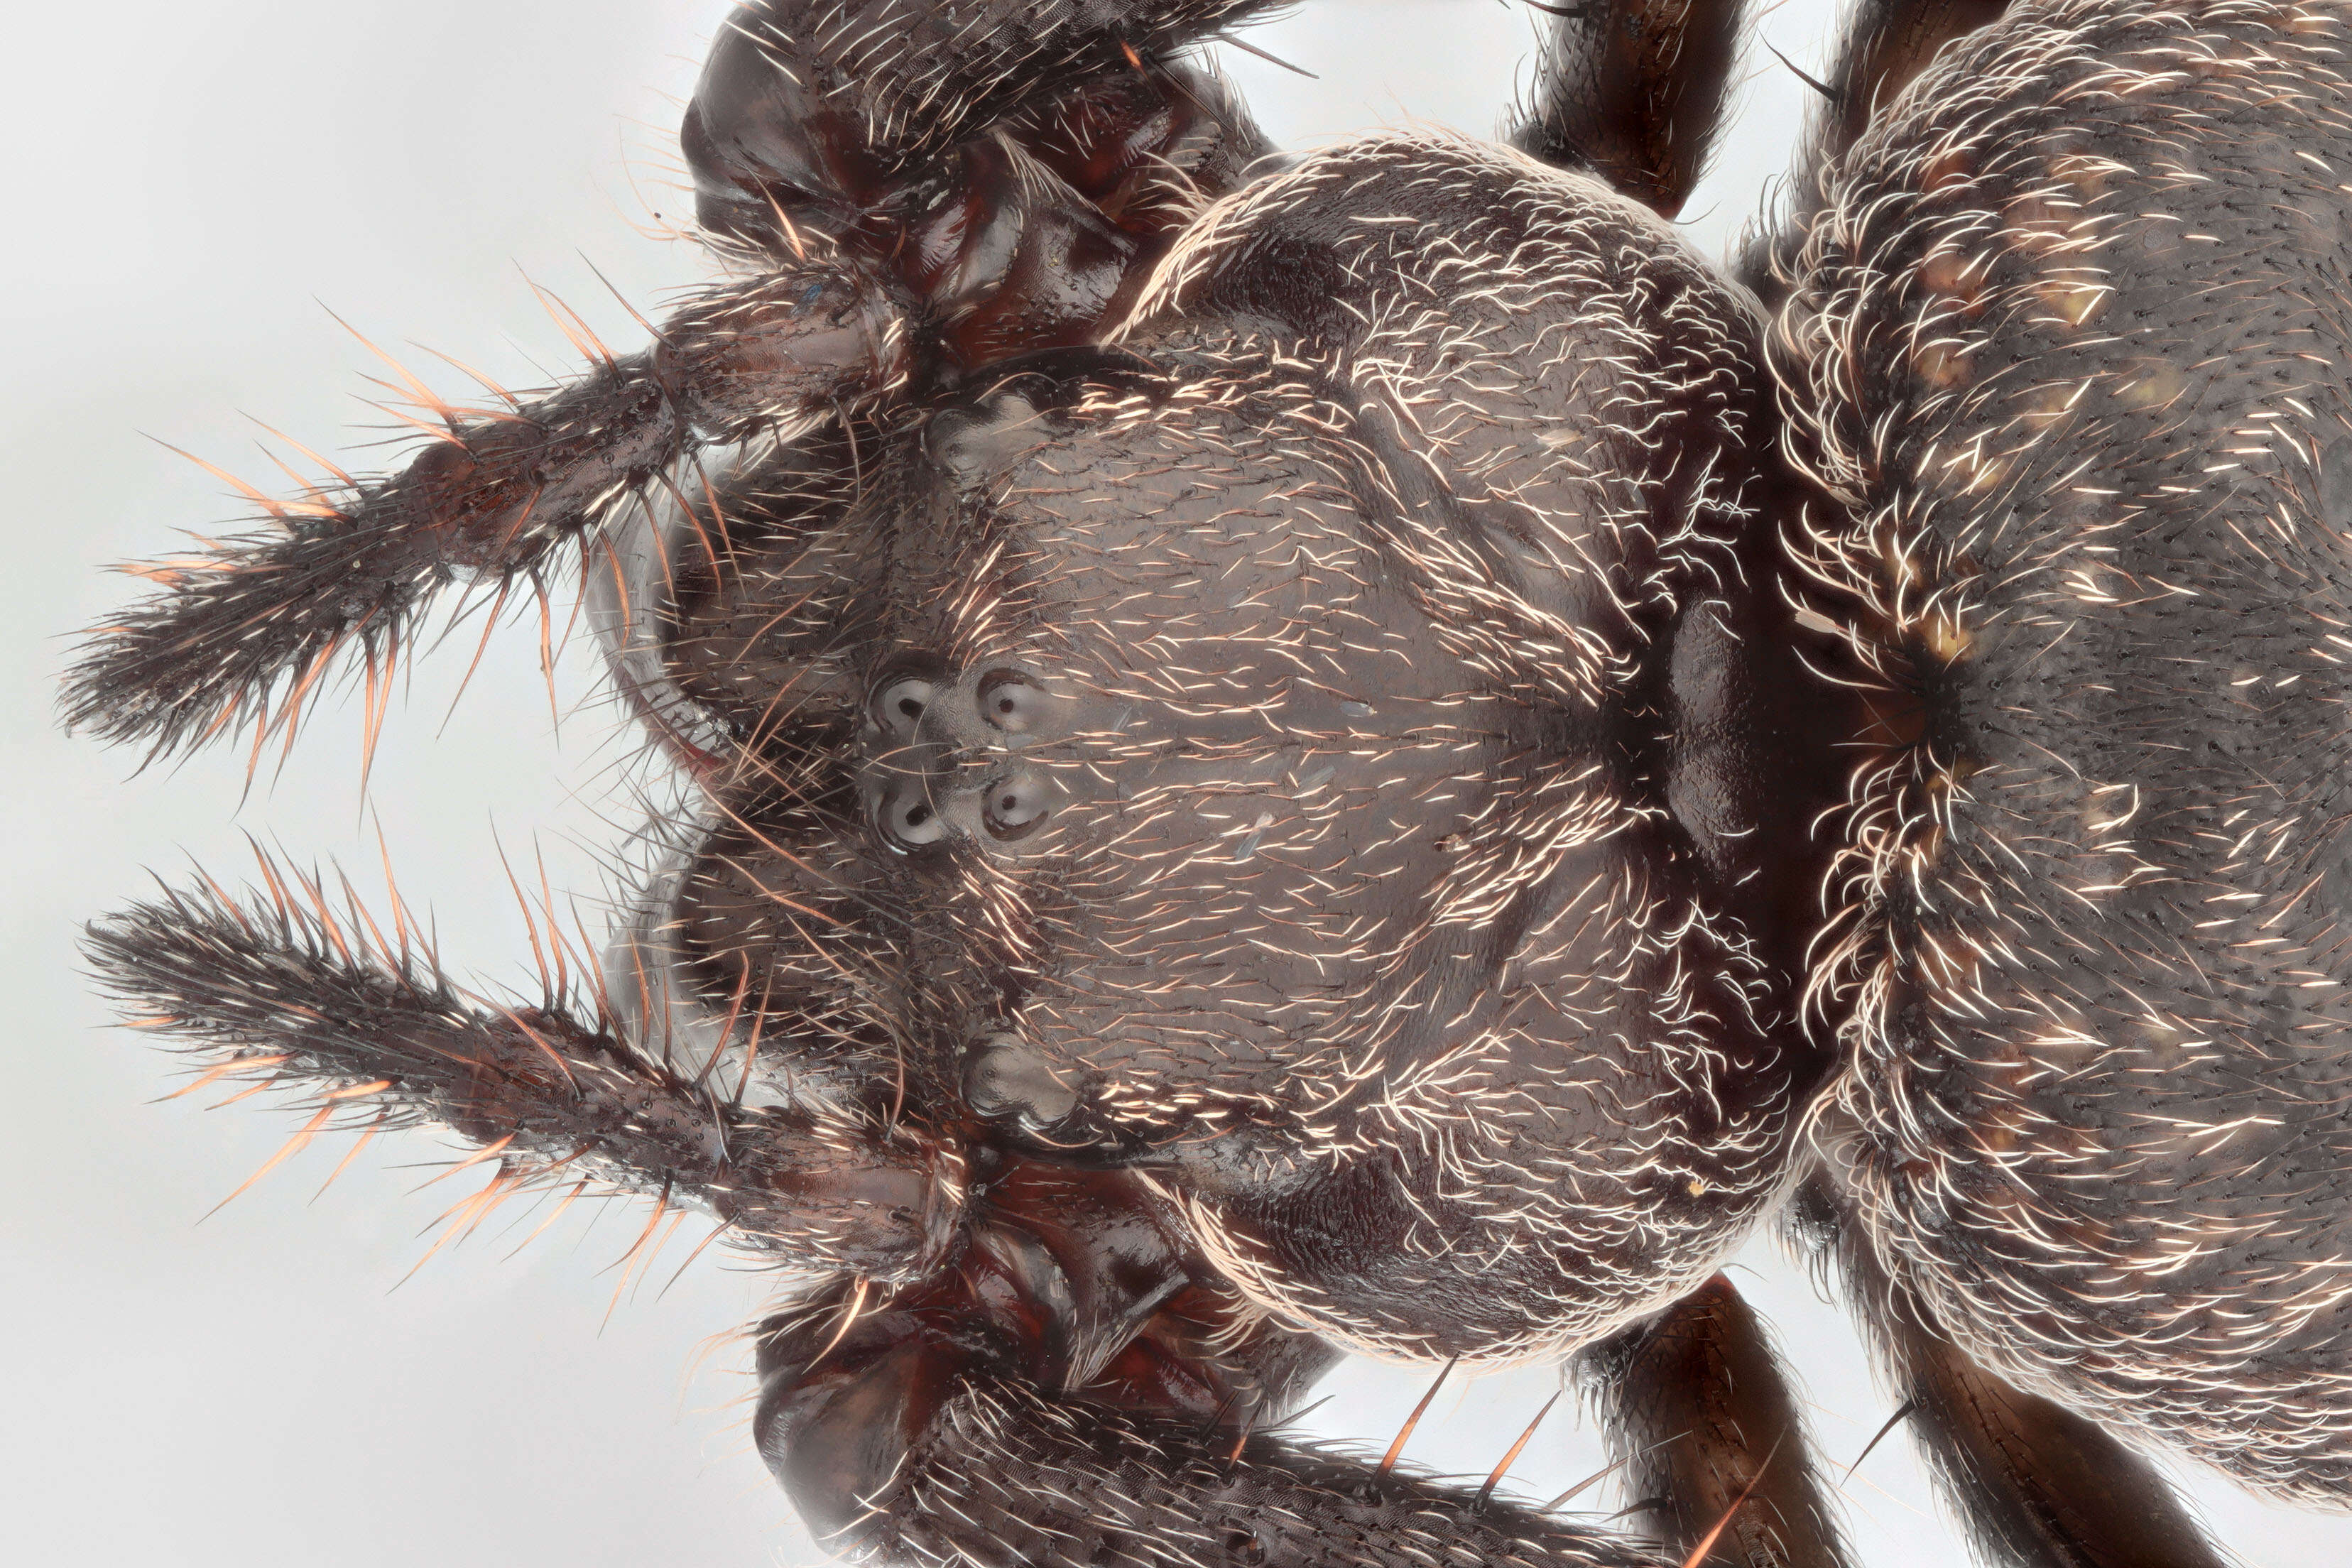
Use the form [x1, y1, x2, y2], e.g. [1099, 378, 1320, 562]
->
[70, 3, 2352, 1565]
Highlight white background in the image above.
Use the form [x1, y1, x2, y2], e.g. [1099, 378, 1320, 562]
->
[4, 1, 2346, 1562]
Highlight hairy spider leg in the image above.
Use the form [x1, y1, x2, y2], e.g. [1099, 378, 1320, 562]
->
[84, 866, 968, 1284]
[1578, 1274, 1853, 1568]
[1511, 0, 1749, 219]
[687, 1, 1285, 368]
[1739, 0, 2018, 300]
[1807, 0, 2019, 171]
[753, 1278, 1675, 1568]
[682, 0, 1288, 249]
[1791, 1178, 2230, 1568]
[61, 261, 909, 765]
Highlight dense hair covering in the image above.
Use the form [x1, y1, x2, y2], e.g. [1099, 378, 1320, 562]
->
[1779, 0, 2352, 1501]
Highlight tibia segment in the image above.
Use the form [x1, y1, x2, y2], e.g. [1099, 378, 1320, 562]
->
[695, 1, 1287, 185]
[62, 262, 904, 762]
[1736, 0, 2010, 298]
[85, 871, 960, 1280]
[1509, 0, 1746, 217]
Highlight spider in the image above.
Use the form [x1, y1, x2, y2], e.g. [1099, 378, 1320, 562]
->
[60, 0, 2352, 1564]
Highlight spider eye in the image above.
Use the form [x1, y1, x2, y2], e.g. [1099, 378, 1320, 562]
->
[981, 768, 1052, 841]
[963, 1032, 1078, 1125]
[872, 677, 935, 739]
[875, 781, 947, 848]
[976, 671, 1045, 733]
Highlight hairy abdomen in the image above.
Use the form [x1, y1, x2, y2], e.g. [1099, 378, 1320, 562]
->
[1784, 0, 2352, 1502]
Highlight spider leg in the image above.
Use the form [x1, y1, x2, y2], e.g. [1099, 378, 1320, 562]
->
[1578, 1274, 1853, 1568]
[1798, 0, 2013, 174]
[83, 866, 966, 1283]
[1508, 0, 1747, 217]
[753, 1287, 1675, 1568]
[687, 1, 1281, 364]
[1792, 1178, 2228, 1568]
[70, 5, 1287, 768]
[62, 261, 907, 764]
[1736, 0, 2012, 298]
[687, 0, 1285, 229]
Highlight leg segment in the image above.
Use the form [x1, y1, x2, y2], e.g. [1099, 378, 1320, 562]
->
[1803, 0, 2011, 171]
[62, 263, 904, 763]
[685, 1, 1284, 208]
[756, 1289, 1670, 1568]
[1736, 0, 2010, 297]
[1508, 0, 1746, 217]
[687, 1, 1279, 364]
[1792, 1180, 2228, 1568]
[83, 866, 964, 1282]
[1579, 1275, 1853, 1568]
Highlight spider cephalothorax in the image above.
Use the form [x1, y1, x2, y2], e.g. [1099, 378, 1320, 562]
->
[68, 2, 2352, 1565]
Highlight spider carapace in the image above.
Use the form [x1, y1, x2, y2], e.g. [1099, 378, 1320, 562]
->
[66, 2, 2352, 1564]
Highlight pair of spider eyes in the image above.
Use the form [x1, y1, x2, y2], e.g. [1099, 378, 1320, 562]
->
[871, 670, 1046, 738]
[876, 775, 1052, 846]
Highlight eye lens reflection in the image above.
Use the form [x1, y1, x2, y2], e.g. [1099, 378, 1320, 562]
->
[983, 769, 1051, 840]
[873, 677, 935, 737]
[977, 671, 1043, 733]
[878, 784, 947, 847]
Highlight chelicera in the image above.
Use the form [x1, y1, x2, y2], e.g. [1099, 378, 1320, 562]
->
[67, 1, 2352, 1564]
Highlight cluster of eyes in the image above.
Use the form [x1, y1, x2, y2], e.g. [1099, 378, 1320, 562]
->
[864, 668, 1058, 849]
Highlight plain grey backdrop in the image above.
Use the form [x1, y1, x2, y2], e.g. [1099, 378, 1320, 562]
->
[6, 1, 2348, 1562]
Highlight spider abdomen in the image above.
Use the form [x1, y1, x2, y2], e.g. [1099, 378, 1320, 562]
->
[1786, 0, 2352, 1501]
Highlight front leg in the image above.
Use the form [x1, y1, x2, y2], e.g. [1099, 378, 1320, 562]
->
[84, 864, 967, 1283]
[757, 1292, 1672, 1568]
[1792, 1178, 2228, 1568]
[686, 0, 1283, 365]
[62, 263, 906, 763]
[1510, 0, 1748, 216]
[1736, 0, 2013, 300]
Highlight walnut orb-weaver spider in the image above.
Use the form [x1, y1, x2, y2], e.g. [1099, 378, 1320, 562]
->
[60, 3, 2352, 1568]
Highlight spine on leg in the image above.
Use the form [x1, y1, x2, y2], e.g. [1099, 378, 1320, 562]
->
[1792, 1177, 2228, 1568]
[1579, 1273, 1854, 1568]
[761, 1334, 1675, 1568]
[62, 264, 904, 761]
[84, 866, 961, 1281]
